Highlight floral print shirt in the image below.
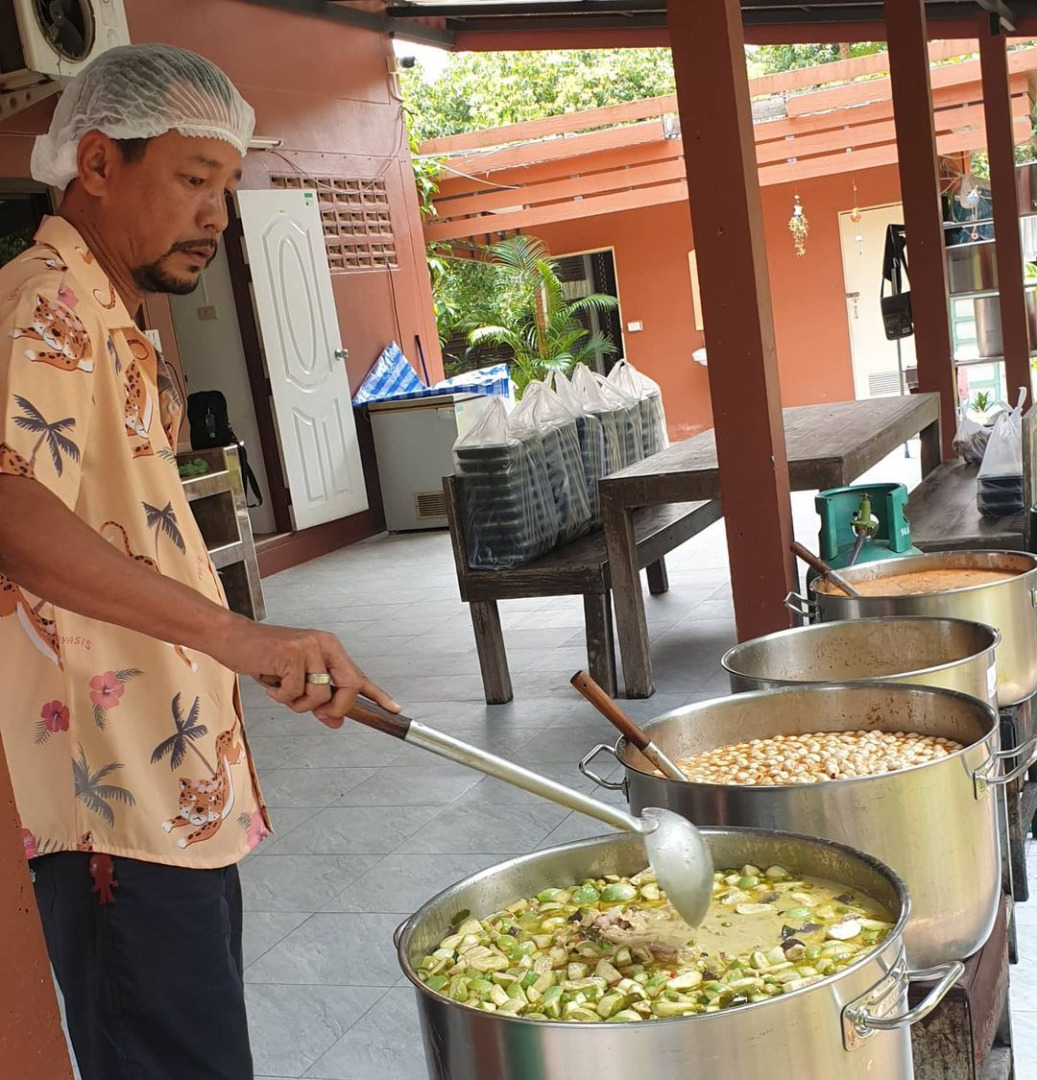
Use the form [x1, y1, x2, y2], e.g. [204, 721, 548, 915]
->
[0, 217, 270, 867]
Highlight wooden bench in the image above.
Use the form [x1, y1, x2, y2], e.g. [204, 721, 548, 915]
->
[443, 474, 722, 704]
[907, 403, 1037, 554]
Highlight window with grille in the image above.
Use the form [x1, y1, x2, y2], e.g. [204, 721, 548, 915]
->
[270, 174, 398, 272]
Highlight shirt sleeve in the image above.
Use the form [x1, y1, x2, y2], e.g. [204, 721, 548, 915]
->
[0, 268, 98, 512]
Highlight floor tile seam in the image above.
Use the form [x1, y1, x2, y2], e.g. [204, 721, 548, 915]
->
[244, 911, 320, 972]
[245, 976, 401, 989]
[296, 985, 398, 1079]
[263, 802, 455, 858]
[317, 850, 523, 914]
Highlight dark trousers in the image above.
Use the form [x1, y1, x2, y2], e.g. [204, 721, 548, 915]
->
[31, 852, 253, 1080]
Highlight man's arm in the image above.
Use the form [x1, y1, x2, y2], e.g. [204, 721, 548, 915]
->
[0, 475, 397, 724]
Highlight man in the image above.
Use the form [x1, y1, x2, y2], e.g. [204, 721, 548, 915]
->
[0, 43, 397, 1080]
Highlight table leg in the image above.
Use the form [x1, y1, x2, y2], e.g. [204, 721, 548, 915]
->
[646, 559, 669, 596]
[920, 416, 943, 476]
[584, 593, 618, 697]
[602, 492, 653, 698]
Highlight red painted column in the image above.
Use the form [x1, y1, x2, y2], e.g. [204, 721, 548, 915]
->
[885, 0, 956, 466]
[0, 738, 72, 1078]
[666, 0, 796, 641]
[979, 19, 1033, 401]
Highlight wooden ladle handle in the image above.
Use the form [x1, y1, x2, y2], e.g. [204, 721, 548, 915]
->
[571, 671, 652, 751]
[346, 697, 413, 740]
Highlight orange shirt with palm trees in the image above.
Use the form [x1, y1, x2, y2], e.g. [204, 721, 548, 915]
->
[0, 217, 270, 867]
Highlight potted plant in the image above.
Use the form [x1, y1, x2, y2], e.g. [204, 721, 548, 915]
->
[468, 235, 619, 399]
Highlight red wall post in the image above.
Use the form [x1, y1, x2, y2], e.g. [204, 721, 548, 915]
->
[665, 0, 796, 641]
[0, 737, 72, 1078]
[979, 18, 1033, 401]
[885, 0, 955, 467]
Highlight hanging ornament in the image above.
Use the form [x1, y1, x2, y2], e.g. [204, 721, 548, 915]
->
[850, 179, 862, 224]
[788, 193, 809, 257]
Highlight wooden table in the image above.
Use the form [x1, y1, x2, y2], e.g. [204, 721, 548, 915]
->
[600, 394, 942, 697]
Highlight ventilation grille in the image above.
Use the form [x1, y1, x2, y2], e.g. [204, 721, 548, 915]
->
[271, 174, 398, 272]
[868, 371, 902, 397]
[415, 491, 447, 520]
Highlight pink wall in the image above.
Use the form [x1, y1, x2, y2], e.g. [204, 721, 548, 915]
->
[534, 163, 904, 439]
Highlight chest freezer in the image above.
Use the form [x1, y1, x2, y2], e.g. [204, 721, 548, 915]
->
[368, 393, 494, 531]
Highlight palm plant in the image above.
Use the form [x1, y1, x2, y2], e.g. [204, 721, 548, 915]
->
[143, 500, 186, 563]
[72, 745, 135, 828]
[12, 396, 80, 476]
[151, 693, 213, 774]
[468, 236, 619, 398]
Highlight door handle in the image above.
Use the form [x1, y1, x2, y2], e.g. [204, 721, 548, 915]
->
[334, 348, 349, 364]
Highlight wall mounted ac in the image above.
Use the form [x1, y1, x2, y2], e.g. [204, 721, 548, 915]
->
[0, 0, 130, 117]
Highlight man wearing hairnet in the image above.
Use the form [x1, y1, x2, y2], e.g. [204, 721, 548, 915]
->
[0, 44, 398, 1079]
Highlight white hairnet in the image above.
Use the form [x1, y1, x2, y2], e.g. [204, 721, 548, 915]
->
[32, 43, 256, 190]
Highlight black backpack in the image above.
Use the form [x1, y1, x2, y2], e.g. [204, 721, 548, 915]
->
[186, 390, 263, 507]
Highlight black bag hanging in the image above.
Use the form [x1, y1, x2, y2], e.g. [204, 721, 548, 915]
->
[186, 390, 264, 507]
[880, 223, 914, 341]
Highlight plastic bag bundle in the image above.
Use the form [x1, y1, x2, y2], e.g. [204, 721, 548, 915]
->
[550, 373, 606, 525]
[952, 406, 990, 467]
[570, 365, 625, 475]
[608, 361, 669, 457]
[977, 389, 1027, 519]
[453, 399, 558, 569]
[593, 372, 644, 470]
[512, 383, 592, 544]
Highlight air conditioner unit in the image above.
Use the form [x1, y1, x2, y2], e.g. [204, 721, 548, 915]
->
[0, 0, 129, 104]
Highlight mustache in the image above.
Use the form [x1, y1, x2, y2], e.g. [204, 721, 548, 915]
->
[166, 238, 219, 258]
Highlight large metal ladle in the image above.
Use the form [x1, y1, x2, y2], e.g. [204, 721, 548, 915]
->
[347, 696, 715, 927]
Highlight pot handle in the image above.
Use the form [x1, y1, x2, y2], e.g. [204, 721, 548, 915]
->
[784, 591, 816, 619]
[843, 961, 963, 1049]
[578, 743, 626, 791]
[973, 734, 1037, 796]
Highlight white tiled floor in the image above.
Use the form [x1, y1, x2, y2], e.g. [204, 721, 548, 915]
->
[63, 443, 1037, 1076]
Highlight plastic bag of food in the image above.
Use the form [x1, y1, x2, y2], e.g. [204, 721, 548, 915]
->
[511, 382, 592, 544]
[608, 360, 668, 457]
[952, 406, 989, 466]
[977, 388, 1027, 519]
[593, 371, 644, 469]
[549, 372, 606, 524]
[570, 364, 625, 475]
[452, 398, 559, 569]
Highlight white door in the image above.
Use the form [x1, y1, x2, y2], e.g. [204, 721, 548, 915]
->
[237, 189, 367, 530]
[838, 203, 918, 400]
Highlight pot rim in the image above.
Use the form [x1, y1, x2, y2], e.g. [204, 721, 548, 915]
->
[618, 682, 999, 792]
[807, 549, 1037, 600]
[720, 616, 1001, 688]
[396, 826, 911, 1030]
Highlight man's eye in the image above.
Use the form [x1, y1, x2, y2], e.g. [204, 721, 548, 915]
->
[184, 176, 205, 187]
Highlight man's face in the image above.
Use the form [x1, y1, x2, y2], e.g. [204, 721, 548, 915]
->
[97, 130, 244, 296]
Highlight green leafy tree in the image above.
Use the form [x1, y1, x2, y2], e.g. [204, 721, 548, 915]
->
[747, 42, 883, 76]
[403, 49, 677, 143]
[405, 52, 668, 361]
[468, 236, 617, 397]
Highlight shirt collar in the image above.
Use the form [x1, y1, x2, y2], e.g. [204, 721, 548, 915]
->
[34, 216, 138, 331]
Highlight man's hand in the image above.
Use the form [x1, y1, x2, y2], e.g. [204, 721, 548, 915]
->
[212, 617, 399, 729]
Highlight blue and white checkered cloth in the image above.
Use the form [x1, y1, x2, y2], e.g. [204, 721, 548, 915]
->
[353, 344, 512, 406]
[352, 342, 424, 406]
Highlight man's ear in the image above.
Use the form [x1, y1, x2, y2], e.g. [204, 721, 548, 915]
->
[76, 131, 120, 197]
